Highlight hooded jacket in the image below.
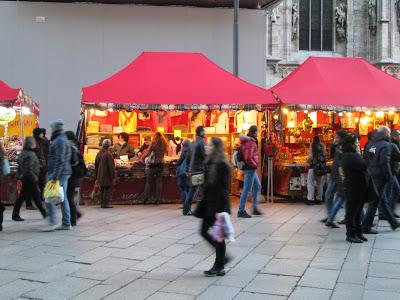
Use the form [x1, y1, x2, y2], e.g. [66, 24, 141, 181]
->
[364, 131, 393, 182]
[240, 134, 258, 170]
[48, 130, 72, 180]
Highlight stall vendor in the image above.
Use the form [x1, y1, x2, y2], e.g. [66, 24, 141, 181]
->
[113, 132, 135, 159]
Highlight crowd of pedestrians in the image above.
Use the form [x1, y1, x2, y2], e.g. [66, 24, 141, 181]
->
[321, 126, 400, 243]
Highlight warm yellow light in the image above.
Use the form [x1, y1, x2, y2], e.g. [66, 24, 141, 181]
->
[376, 111, 385, 118]
[366, 111, 372, 115]
[389, 110, 395, 115]
[355, 117, 359, 123]
[346, 112, 352, 117]
[273, 114, 279, 120]
[282, 108, 289, 114]
[360, 116, 371, 125]
[338, 112, 343, 117]
[303, 110, 309, 114]
[287, 120, 296, 128]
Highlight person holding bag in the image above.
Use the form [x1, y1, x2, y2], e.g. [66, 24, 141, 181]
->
[95, 139, 115, 208]
[184, 126, 206, 215]
[198, 137, 231, 277]
[141, 132, 168, 205]
[12, 137, 47, 222]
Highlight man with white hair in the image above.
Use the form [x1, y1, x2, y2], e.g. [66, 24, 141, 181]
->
[363, 126, 400, 233]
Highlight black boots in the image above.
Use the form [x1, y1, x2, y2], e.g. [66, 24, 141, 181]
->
[0, 205, 5, 231]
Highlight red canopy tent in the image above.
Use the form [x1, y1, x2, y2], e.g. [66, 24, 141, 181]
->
[82, 52, 277, 107]
[271, 57, 400, 110]
[0, 80, 21, 102]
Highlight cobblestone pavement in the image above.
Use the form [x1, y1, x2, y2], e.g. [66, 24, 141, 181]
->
[0, 202, 400, 299]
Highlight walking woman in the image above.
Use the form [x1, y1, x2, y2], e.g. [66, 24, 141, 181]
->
[341, 134, 368, 243]
[200, 137, 231, 277]
[142, 132, 168, 204]
[65, 131, 86, 225]
[307, 136, 327, 205]
[13, 137, 47, 221]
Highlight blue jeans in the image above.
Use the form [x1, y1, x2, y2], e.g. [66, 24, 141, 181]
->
[327, 195, 345, 223]
[46, 175, 71, 226]
[384, 176, 400, 211]
[238, 169, 261, 212]
[324, 177, 336, 214]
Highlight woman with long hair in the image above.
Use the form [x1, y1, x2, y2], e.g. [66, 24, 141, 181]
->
[142, 132, 168, 204]
[307, 136, 327, 205]
[200, 137, 231, 277]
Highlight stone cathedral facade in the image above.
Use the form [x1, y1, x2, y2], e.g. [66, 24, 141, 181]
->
[266, 0, 400, 87]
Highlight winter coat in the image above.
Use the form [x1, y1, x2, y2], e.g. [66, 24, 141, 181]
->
[113, 142, 135, 159]
[364, 131, 393, 182]
[17, 149, 40, 183]
[176, 146, 189, 177]
[186, 137, 206, 171]
[390, 142, 400, 176]
[240, 134, 259, 170]
[69, 143, 84, 188]
[146, 140, 167, 165]
[331, 144, 345, 196]
[34, 137, 47, 172]
[342, 152, 368, 199]
[203, 161, 231, 217]
[47, 130, 72, 181]
[95, 149, 115, 187]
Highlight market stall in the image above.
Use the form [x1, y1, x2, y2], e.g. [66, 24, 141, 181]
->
[0, 80, 40, 204]
[269, 57, 400, 198]
[80, 52, 277, 204]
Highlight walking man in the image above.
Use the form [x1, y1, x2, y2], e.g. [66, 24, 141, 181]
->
[43, 119, 72, 231]
[237, 125, 262, 218]
[363, 126, 400, 233]
[183, 126, 206, 216]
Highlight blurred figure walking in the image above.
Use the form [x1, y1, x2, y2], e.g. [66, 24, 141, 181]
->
[0, 141, 7, 231]
[13, 137, 47, 221]
[199, 137, 231, 277]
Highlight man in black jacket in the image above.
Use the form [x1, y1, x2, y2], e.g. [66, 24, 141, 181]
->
[363, 126, 400, 233]
[33, 128, 47, 204]
[183, 126, 206, 216]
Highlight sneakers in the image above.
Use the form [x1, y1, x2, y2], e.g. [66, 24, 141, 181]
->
[56, 224, 73, 231]
[357, 234, 368, 242]
[183, 210, 193, 216]
[252, 208, 263, 216]
[12, 216, 25, 222]
[41, 224, 59, 232]
[325, 222, 340, 228]
[237, 211, 252, 218]
[203, 267, 225, 277]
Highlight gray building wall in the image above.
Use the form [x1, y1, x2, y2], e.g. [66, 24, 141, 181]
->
[266, 0, 400, 88]
[0, 1, 267, 131]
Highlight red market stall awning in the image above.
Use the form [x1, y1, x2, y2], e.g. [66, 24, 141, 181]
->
[82, 52, 277, 107]
[271, 57, 400, 110]
[0, 80, 20, 102]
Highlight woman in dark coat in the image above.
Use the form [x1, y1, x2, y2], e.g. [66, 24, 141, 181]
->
[142, 132, 168, 205]
[65, 131, 86, 226]
[342, 134, 368, 243]
[95, 139, 115, 208]
[200, 137, 231, 277]
[13, 137, 47, 221]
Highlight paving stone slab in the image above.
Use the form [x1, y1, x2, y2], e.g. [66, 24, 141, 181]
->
[163, 253, 209, 270]
[298, 268, 339, 289]
[276, 245, 319, 260]
[143, 267, 187, 282]
[310, 256, 344, 270]
[129, 255, 171, 272]
[371, 249, 400, 264]
[288, 286, 332, 300]
[244, 274, 298, 296]
[103, 270, 145, 287]
[0, 279, 43, 300]
[363, 290, 400, 300]
[147, 291, 195, 300]
[161, 271, 218, 296]
[365, 276, 400, 293]
[368, 262, 400, 279]
[197, 285, 241, 300]
[262, 258, 309, 276]
[104, 278, 168, 300]
[330, 283, 363, 300]
[72, 284, 120, 300]
[234, 292, 287, 300]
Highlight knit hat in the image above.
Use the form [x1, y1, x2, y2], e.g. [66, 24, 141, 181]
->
[102, 139, 111, 148]
[50, 119, 65, 132]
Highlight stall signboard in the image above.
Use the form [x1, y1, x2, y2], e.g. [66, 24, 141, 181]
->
[0, 113, 36, 137]
[0, 107, 16, 125]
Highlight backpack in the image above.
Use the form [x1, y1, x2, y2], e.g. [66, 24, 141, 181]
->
[232, 147, 245, 170]
[313, 152, 328, 176]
